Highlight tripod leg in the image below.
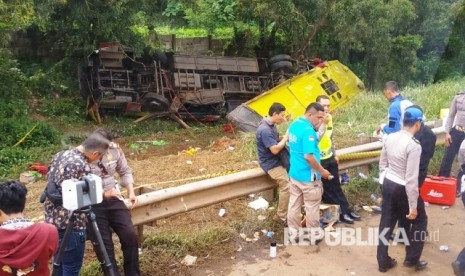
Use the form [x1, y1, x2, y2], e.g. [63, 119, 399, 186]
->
[52, 211, 77, 276]
[88, 209, 118, 276]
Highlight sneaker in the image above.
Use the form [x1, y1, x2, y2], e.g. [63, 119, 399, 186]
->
[273, 215, 288, 227]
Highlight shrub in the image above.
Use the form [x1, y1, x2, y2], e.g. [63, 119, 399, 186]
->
[0, 119, 60, 149]
[0, 146, 58, 180]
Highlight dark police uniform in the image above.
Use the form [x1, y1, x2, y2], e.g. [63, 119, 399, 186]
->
[439, 92, 465, 177]
[377, 130, 424, 270]
[90, 143, 140, 276]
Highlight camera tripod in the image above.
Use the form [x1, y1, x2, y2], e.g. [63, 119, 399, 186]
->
[52, 206, 117, 276]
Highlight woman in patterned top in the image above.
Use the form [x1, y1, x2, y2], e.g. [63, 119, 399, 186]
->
[43, 133, 110, 276]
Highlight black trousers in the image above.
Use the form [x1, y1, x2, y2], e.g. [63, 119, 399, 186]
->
[91, 199, 140, 276]
[377, 179, 427, 266]
[321, 156, 350, 215]
[457, 166, 464, 194]
[439, 128, 465, 177]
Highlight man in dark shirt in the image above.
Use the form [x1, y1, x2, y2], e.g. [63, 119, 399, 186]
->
[256, 102, 290, 226]
[44, 133, 109, 276]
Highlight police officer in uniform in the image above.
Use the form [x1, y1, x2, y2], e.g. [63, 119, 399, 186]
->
[439, 92, 465, 189]
[395, 105, 435, 257]
[377, 106, 427, 272]
[316, 95, 360, 224]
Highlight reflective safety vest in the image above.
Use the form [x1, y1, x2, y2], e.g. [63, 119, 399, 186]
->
[319, 116, 334, 160]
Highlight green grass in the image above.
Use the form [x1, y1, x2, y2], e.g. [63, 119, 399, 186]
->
[333, 78, 465, 147]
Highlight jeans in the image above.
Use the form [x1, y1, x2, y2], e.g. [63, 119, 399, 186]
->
[54, 230, 86, 276]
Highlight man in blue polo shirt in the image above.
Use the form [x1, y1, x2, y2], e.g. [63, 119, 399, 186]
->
[256, 102, 290, 226]
[287, 102, 331, 240]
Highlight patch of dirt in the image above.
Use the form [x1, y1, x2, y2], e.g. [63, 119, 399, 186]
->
[193, 201, 465, 276]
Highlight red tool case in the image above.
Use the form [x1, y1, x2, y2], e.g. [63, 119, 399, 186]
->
[420, 175, 456, 206]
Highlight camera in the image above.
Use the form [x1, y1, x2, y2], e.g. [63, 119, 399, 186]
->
[61, 174, 103, 210]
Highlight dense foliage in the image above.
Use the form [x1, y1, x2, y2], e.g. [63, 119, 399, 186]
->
[0, 0, 464, 90]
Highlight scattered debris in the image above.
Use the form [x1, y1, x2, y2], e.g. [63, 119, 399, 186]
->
[340, 172, 350, 184]
[248, 194, 255, 198]
[136, 140, 168, 146]
[181, 255, 198, 266]
[237, 246, 242, 252]
[442, 206, 450, 210]
[362, 206, 373, 212]
[28, 162, 48, 175]
[246, 238, 254, 242]
[326, 225, 336, 232]
[246, 160, 259, 166]
[267, 206, 275, 211]
[266, 231, 275, 238]
[19, 171, 39, 184]
[261, 229, 267, 235]
[239, 233, 247, 241]
[358, 172, 368, 179]
[218, 208, 226, 217]
[370, 194, 382, 205]
[253, 232, 260, 240]
[257, 215, 267, 221]
[186, 160, 193, 165]
[424, 202, 430, 207]
[440, 245, 449, 252]
[199, 168, 207, 172]
[223, 124, 234, 133]
[210, 137, 237, 152]
[181, 147, 201, 155]
[228, 146, 235, 151]
[269, 242, 277, 258]
[248, 197, 269, 210]
[371, 206, 382, 214]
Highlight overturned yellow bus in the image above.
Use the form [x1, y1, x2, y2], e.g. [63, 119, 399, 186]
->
[226, 60, 365, 132]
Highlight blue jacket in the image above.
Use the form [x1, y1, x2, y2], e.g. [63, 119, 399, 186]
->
[383, 95, 413, 134]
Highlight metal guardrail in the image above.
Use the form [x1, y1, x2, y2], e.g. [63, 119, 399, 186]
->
[130, 122, 446, 236]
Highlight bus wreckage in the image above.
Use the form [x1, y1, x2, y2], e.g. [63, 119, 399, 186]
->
[79, 43, 365, 126]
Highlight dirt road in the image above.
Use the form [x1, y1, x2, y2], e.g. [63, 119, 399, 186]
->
[195, 199, 465, 276]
